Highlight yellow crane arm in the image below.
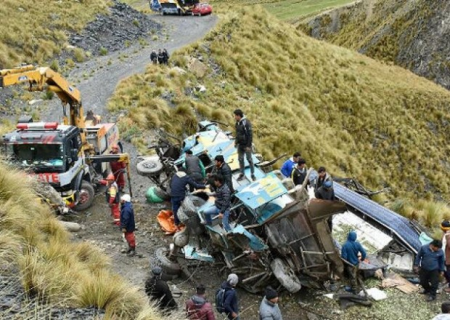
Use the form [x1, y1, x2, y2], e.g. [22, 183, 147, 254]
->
[0, 65, 86, 130]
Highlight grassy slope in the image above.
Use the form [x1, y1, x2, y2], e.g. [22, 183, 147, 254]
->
[0, 165, 171, 319]
[211, 0, 356, 21]
[0, 0, 110, 67]
[109, 6, 450, 226]
[298, 0, 437, 63]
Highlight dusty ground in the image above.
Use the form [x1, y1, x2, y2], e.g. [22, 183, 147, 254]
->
[28, 9, 448, 320]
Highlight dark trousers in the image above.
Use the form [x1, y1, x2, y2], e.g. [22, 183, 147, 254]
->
[237, 146, 254, 174]
[445, 265, 450, 287]
[419, 268, 439, 296]
[171, 196, 184, 226]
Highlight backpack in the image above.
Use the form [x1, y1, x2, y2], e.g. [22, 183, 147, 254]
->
[215, 287, 227, 314]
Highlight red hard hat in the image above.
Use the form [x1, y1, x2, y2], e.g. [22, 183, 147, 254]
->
[106, 173, 115, 181]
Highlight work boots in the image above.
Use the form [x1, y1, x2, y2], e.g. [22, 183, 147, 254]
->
[127, 249, 136, 257]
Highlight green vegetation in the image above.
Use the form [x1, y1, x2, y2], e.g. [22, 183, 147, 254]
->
[0, 165, 174, 319]
[109, 6, 450, 231]
[298, 0, 437, 64]
[0, 0, 110, 67]
[211, 0, 356, 21]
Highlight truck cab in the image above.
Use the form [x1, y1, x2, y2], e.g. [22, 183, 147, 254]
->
[2, 120, 121, 210]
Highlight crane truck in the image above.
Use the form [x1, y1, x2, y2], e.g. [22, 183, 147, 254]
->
[0, 65, 131, 211]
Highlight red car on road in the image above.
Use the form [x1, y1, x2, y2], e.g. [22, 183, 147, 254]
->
[191, 3, 212, 16]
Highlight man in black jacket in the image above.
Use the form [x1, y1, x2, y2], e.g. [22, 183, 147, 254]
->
[185, 149, 204, 184]
[157, 49, 165, 64]
[315, 180, 335, 200]
[203, 175, 232, 231]
[220, 273, 240, 320]
[120, 194, 136, 257]
[145, 266, 178, 312]
[170, 167, 206, 228]
[291, 158, 307, 186]
[210, 155, 233, 193]
[233, 109, 255, 181]
[150, 50, 157, 64]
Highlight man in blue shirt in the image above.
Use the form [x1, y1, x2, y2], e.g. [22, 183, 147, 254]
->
[414, 239, 445, 301]
[280, 152, 301, 177]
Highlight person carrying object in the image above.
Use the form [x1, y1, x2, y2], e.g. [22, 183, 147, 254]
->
[202, 175, 232, 232]
[170, 167, 206, 230]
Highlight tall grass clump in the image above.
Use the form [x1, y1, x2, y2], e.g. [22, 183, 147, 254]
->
[0, 164, 165, 319]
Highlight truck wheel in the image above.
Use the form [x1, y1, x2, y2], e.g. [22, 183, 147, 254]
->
[270, 258, 302, 293]
[136, 156, 163, 177]
[155, 247, 182, 276]
[74, 181, 95, 211]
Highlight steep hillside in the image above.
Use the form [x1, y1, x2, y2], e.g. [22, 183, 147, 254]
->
[0, 0, 110, 67]
[300, 0, 450, 89]
[109, 6, 450, 206]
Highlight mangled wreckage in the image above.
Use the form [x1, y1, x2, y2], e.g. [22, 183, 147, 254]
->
[137, 121, 424, 293]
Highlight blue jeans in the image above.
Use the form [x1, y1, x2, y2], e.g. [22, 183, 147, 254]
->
[171, 196, 184, 226]
[203, 205, 231, 231]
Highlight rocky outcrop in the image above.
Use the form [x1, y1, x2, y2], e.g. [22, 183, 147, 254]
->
[301, 0, 450, 89]
[69, 0, 161, 56]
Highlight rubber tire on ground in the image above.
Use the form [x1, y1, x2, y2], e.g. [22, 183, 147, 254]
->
[146, 186, 164, 203]
[155, 247, 182, 276]
[154, 187, 170, 201]
[74, 181, 95, 211]
[270, 258, 302, 293]
[136, 156, 164, 177]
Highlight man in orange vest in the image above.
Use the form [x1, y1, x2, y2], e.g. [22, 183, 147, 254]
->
[110, 144, 126, 192]
[105, 173, 120, 226]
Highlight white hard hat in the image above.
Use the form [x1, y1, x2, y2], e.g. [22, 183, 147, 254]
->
[121, 194, 131, 202]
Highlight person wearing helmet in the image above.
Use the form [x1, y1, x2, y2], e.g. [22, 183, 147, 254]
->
[145, 266, 178, 312]
[315, 180, 335, 201]
[441, 220, 450, 293]
[314, 166, 332, 192]
[104, 173, 120, 226]
[110, 144, 126, 192]
[120, 194, 136, 256]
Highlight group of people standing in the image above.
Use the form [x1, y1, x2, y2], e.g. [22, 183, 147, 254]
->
[281, 151, 334, 200]
[150, 48, 169, 65]
[145, 269, 283, 320]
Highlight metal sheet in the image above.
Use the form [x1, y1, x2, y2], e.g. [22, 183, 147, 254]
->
[334, 183, 421, 253]
[235, 172, 287, 210]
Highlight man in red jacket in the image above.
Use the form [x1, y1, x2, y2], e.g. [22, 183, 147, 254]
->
[186, 284, 216, 320]
[110, 144, 126, 191]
